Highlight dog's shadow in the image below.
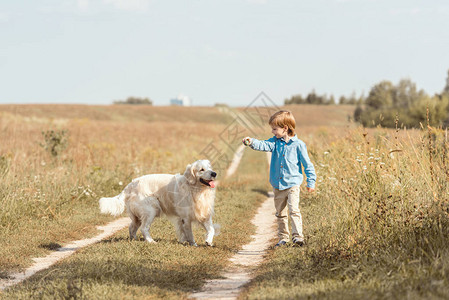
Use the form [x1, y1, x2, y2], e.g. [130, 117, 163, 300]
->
[99, 236, 238, 253]
[99, 237, 164, 244]
[99, 237, 208, 247]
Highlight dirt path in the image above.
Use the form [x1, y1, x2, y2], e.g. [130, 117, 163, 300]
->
[190, 153, 276, 299]
[0, 145, 248, 291]
[0, 217, 131, 290]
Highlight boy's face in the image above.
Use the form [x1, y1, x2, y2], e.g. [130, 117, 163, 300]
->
[271, 125, 288, 139]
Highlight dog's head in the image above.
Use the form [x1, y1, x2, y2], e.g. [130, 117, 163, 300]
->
[184, 160, 217, 188]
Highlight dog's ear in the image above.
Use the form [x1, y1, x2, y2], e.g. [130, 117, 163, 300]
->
[184, 164, 196, 185]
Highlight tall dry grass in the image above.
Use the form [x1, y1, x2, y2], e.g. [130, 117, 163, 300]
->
[2, 146, 271, 299]
[315, 125, 449, 257]
[243, 118, 449, 298]
[0, 105, 232, 273]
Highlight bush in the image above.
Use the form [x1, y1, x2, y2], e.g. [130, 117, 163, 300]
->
[40, 130, 69, 158]
[114, 97, 153, 105]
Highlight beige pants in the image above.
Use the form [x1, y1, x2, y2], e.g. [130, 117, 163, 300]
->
[273, 185, 303, 242]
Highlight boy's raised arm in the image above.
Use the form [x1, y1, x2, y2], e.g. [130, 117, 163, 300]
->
[242, 136, 276, 152]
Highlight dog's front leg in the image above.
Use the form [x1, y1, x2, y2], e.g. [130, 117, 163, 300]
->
[201, 217, 215, 246]
[172, 217, 187, 243]
[182, 218, 197, 246]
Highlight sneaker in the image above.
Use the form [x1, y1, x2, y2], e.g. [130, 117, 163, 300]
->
[274, 240, 287, 248]
[292, 237, 304, 247]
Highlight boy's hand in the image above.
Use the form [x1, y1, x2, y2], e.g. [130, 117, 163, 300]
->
[242, 137, 252, 146]
[306, 187, 315, 192]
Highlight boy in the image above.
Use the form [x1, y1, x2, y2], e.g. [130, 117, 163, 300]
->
[242, 110, 316, 247]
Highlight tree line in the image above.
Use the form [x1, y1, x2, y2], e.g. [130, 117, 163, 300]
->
[285, 90, 364, 106]
[114, 96, 153, 105]
[285, 70, 449, 128]
[355, 77, 449, 128]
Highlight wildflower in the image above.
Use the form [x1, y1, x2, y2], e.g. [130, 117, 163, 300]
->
[391, 180, 401, 190]
[324, 151, 329, 155]
[119, 181, 123, 186]
[134, 166, 141, 174]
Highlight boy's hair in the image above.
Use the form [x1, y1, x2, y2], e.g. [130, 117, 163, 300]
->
[269, 111, 296, 136]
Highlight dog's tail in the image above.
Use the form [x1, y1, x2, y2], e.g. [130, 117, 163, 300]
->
[99, 192, 125, 217]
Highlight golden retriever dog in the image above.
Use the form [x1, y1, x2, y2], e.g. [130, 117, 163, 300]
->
[99, 160, 217, 246]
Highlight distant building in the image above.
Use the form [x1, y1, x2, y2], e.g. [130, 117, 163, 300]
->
[170, 94, 191, 106]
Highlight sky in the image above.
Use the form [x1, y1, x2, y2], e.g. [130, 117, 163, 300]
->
[1, 0, 449, 107]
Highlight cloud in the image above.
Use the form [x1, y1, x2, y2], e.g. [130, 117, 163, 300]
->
[387, 6, 449, 17]
[437, 6, 449, 15]
[77, 0, 89, 10]
[389, 7, 422, 16]
[0, 12, 10, 22]
[70, 0, 151, 12]
[335, 0, 377, 3]
[246, 0, 268, 4]
[203, 45, 237, 59]
[102, 0, 151, 12]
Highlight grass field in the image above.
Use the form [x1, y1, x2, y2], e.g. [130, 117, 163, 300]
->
[241, 124, 449, 299]
[2, 144, 270, 299]
[1, 104, 448, 299]
[0, 105, 234, 273]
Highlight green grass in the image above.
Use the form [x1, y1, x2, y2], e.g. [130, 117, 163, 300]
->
[1, 148, 271, 299]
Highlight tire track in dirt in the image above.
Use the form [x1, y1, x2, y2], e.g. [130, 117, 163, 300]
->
[0, 145, 247, 291]
[190, 152, 276, 300]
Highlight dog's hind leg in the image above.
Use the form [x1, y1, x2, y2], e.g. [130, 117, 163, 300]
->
[128, 214, 141, 241]
[140, 210, 158, 243]
[201, 216, 215, 246]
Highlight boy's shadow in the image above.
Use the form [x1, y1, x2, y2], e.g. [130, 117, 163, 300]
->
[251, 188, 269, 197]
